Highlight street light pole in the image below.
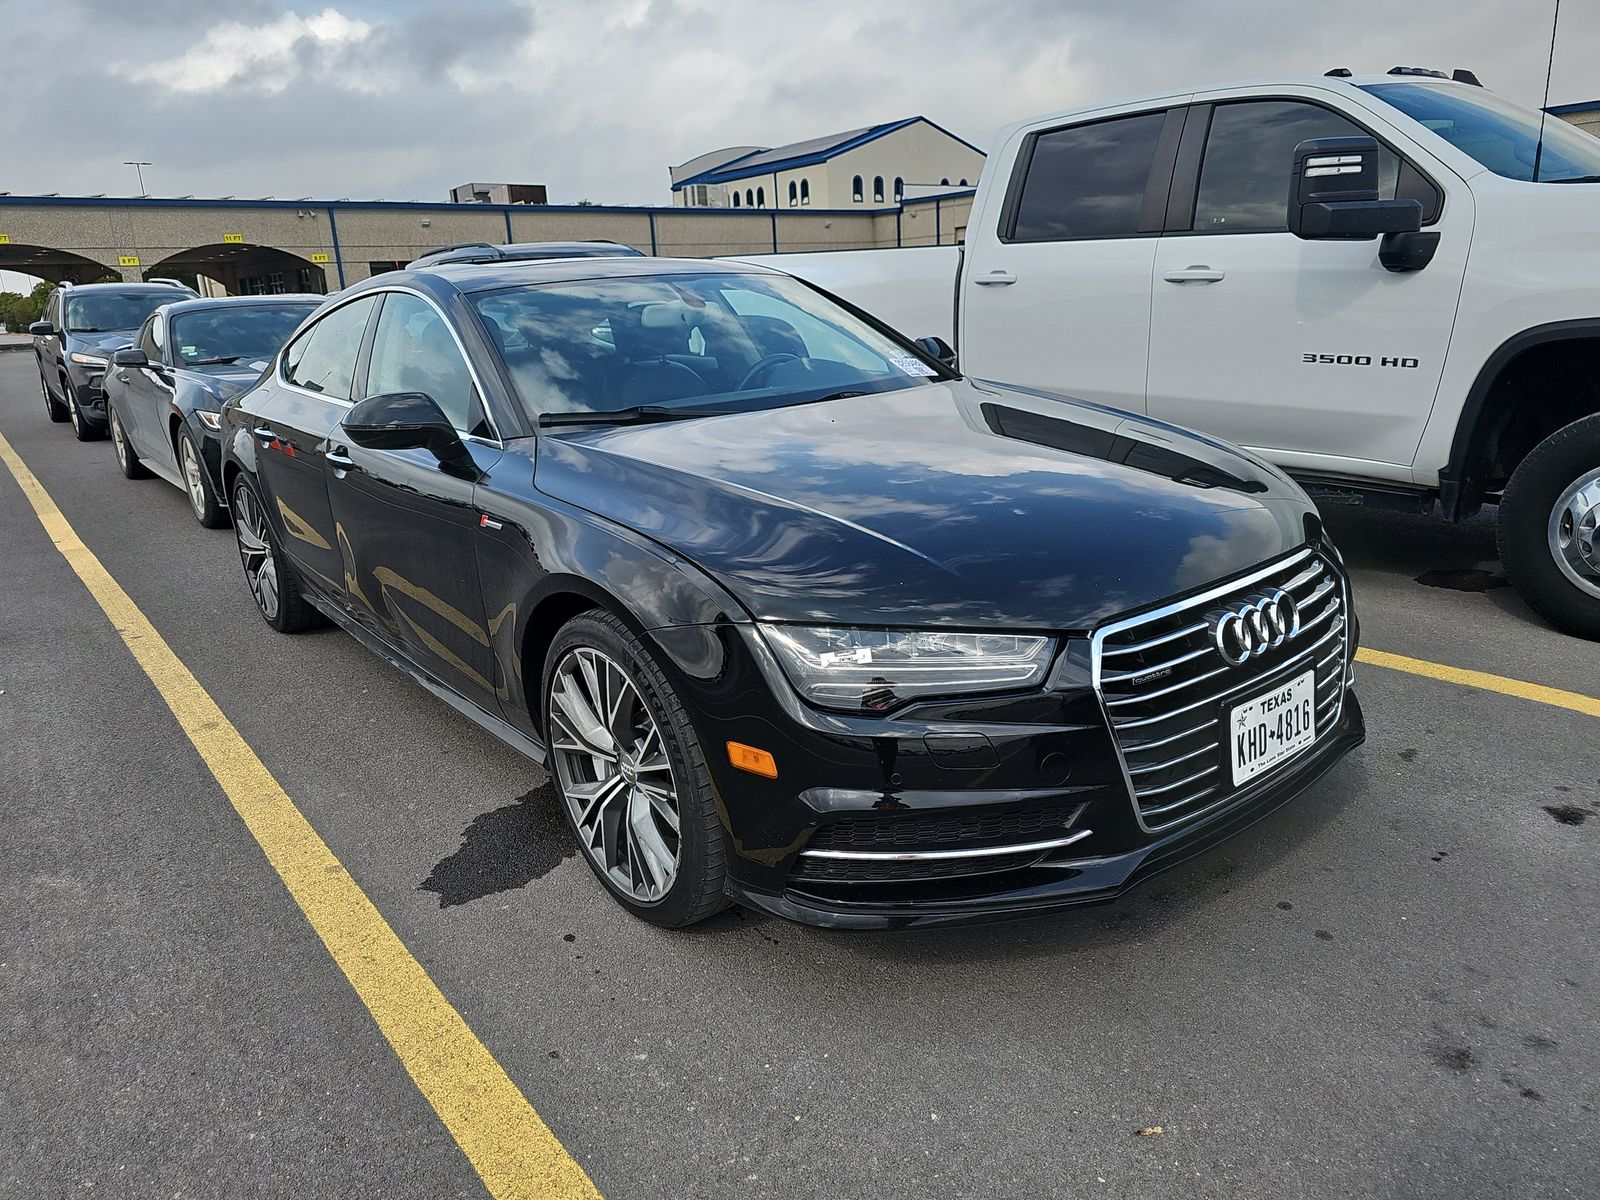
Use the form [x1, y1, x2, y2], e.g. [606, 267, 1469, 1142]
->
[123, 160, 152, 197]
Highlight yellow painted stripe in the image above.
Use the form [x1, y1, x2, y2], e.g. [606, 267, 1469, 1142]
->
[0, 431, 600, 1200]
[1356, 646, 1600, 720]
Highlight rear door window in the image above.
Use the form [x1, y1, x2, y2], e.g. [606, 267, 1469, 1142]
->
[1008, 111, 1169, 241]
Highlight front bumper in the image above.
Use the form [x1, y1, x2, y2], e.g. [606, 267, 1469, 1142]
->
[659, 543, 1364, 930]
[66, 362, 109, 418]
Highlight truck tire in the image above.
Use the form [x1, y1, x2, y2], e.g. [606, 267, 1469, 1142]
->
[1498, 412, 1600, 639]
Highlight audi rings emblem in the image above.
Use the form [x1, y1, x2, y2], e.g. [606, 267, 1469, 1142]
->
[1208, 590, 1301, 666]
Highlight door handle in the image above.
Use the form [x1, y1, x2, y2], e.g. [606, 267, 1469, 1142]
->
[325, 448, 356, 470]
[973, 271, 1018, 286]
[1163, 266, 1226, 284]
[252, 427, 276, 442]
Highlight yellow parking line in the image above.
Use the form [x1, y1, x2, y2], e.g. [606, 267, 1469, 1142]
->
[0, 432, 600, 1200]
[1356, 647, 1600, 720]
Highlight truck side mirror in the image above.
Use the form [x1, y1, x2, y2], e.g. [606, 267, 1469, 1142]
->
[1289, 136, 1422, 240]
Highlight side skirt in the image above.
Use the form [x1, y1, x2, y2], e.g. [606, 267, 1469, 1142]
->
[301, 592, 548, 767]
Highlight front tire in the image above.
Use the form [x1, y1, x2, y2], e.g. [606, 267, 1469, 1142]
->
[109, 404, 151, 480]
[542, 610, 730, 927]
[66, 380, 102, 442]
[179, 429, 228, 529]
[1499, 412, 1600, 639]
[230, 475, 319, 632]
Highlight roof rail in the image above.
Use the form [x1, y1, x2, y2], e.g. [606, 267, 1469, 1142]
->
[406, 240, 645, 269]
[146, 277, 194, 289]
[1387, 65, 1450, 78]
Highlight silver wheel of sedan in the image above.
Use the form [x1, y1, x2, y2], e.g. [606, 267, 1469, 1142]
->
[232, 482, 280, 620]
[1548, 465, 1600, 601]
[548, 645, 681, 902]
[110, 408, 129, 469]
[181, 436, 208, 520]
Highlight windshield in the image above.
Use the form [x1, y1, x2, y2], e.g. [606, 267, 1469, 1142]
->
[1362, 82, 1600, 182]
[171, 303, 317, 369]
[470, 271, 945, 421]
[64, 291, 172, 334]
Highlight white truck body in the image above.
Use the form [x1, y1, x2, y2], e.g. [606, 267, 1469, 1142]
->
[732, 73, 1600, 636]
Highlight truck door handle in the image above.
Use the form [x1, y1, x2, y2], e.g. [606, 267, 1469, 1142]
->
[325, 448, 355, 470]
[1163, 266, 1226, 284]
[973, 271, 1017, 286]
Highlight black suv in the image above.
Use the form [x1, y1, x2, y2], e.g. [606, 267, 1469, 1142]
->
[31, 280, 197, 440]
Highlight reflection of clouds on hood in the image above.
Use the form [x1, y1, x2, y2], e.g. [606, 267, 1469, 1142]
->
[1174, 515, 1287, 591]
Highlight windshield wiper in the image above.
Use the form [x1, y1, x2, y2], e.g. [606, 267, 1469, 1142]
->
[187, 355, 242, 365]
[538, 405, 731, 427]
[1545, 174, 1600, 184]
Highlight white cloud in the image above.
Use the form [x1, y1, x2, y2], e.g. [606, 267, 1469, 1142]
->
[119, 8, 376, 95]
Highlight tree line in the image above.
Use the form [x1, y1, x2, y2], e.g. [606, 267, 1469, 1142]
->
[0, 281, 53, 333]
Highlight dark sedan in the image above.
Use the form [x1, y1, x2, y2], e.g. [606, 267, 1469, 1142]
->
[220, 256, 1364, 929]
[105, 295, 321, 526]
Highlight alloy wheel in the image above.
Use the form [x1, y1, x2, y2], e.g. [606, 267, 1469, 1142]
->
[182, 437, 207, 519]
[1548, 466, 1600, 600]
[547, 646, 682, 902]
[233, 483, 280, 620]
[68, 391, 82, 436]
[110, 409, 129, 471]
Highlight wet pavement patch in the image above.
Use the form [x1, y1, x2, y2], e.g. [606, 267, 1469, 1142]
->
[1414, 568, 1508, 592]
[1542, 804, 1590, 826]
[420, 783, 576, 908]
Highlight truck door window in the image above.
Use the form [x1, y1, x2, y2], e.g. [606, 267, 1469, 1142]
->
[1007, 110, 1168, 241]
[1191, 100, 1438, 233]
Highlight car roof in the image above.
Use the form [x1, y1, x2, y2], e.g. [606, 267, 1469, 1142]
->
[158, 294, 323, 318]
[406, 241, 646, 268]
[60, 281, 196, 295]
[364, 255, 779, 296]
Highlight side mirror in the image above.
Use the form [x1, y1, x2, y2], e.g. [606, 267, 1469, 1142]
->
[29, 320, 56, 337]
[913, 335, 957, 370]
[1289, 136, 1422, 240]
[112, 347, 149, 367]
[342, 391, 476, 474]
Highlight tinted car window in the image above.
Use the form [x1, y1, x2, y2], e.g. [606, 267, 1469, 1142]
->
[1010, 111, 1167, 241]
[366, 293, 476, 432]
[137, 315, 161, 361]
[281, 296, 377, 400]
[171, 303, 315, 370]
[1193, 101, 1404, 233]
[1363, 81, 1600, 182]
[64, 291, 171, 333]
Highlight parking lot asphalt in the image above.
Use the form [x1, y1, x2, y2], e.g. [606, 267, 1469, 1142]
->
[2, 350, 1597, 1200]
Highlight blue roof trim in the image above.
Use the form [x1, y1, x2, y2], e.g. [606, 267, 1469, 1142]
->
[0, 194, 885, 218]
[1545, 99, 1600, 115]
[901, 188, 978, 205]
[672, 116, 983, 190]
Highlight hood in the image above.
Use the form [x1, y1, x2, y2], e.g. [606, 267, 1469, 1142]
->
[534, 381, 1318, 630]
[181, 363, 271, 404]
[76, 330, 141, 355]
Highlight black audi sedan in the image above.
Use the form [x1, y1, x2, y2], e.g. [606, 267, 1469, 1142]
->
[105, 294, 321, 526]
[219, 256, 1364, 929]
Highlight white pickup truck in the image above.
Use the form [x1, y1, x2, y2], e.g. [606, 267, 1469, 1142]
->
[736, 71, 1600, 638]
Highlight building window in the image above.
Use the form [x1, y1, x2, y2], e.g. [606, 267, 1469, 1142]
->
[959, 178, 968, 186]
[873, 175, 885, 202]
[852, 175, 864, 202]
[940, 177, 950, 186]
[788, 181, 798, 206]
[757, 186, 765, 207]
[894, 176, 904, 201]
[732, 191, 741, 207]
[800, 179, 810, 205]
[745, 188, 754, 207]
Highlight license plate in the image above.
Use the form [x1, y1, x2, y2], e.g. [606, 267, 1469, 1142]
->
[1229, 670, 1317, 786]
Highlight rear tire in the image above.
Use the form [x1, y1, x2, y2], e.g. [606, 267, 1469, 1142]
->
[42, 366, 68, 423]
[178, 429, 228, 529]
[1499, 412, 1600, 640]
[109, 404, 151, 480]
[542, 610, 730, 927]
[230, 475, 320, 633]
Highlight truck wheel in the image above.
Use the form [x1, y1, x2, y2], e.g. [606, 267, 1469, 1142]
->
[1498, 412, 1600, 639]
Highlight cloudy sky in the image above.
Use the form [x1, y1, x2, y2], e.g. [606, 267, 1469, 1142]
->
[0, 0, 1595, 280]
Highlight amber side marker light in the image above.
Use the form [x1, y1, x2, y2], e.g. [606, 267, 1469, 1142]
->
[727, 741, 778, 779]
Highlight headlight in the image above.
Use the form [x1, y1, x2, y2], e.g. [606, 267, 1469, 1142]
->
[196, 409, 222, 431]
[69, 352, 108, 367]
[759, 624, 1056, 712]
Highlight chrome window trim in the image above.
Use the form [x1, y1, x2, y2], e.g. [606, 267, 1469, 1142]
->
[273, 286, 505, 448]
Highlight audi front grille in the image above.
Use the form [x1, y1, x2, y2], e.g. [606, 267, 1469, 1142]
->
[1091, 546, 1351, 833]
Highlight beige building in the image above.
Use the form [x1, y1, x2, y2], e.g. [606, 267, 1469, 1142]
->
[1549, 100, 1600, 138]
[670, 117, 985, 210]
